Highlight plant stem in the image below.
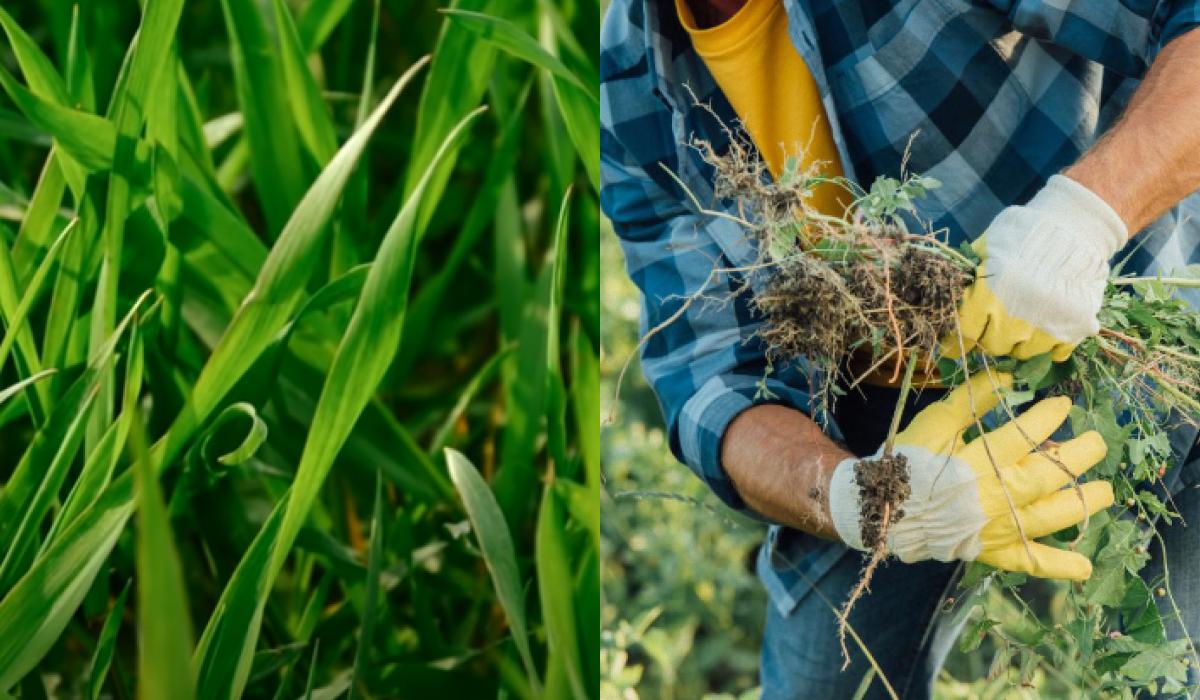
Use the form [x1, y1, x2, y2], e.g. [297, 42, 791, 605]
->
[1111, 276, 1200, 287]
[884, 349, 920, 455]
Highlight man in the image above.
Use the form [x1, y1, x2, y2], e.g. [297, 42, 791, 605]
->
[600, 0, 1200, 697]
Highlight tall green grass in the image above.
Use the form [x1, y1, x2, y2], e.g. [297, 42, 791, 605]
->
[0, 0, 598, 697]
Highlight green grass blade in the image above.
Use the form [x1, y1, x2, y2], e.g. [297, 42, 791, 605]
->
[0, 370, 54, 408]
[447, 449, 543, 697]
[535, 486, 587, 700]
[2, 65, 426, 688]
[269, 103, 486, 574]
[392, 84, 528, 377]
[271, 0, 338, 164]
[193, 496, 287, 700]
[426, 347, 512, 455]
[297, 0, 355, 52]
[539, 13, 599, 192]
[86, 580, 130, 700]
[11, 151, 67, 274]
[403, 0, 497, 230]
[0, 64, 115, 173]
[192, 106, 485, 700]
[159, 60, 428, 466]
[570, 328, 600, 536]
[0, 291, 149, 592]
[441, 9, 596, 101]
[51, 320, 144, 542]
[132, 407, 196, 700]
[218, 0, 309, 234]
[0, 219, 75, 374]
[0, 475, 134, 692]
[494, 190, 571, 527]
[348, 472, 384, 699]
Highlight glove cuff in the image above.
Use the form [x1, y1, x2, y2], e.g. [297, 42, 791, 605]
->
[829, 457, 867, 552]
[1027, 174, 1128, 259]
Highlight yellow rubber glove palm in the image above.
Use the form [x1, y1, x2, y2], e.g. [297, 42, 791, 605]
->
[941, 175, 1127, 361]
[942, 238, 1077, 361]
[829, 370, 1114, 580]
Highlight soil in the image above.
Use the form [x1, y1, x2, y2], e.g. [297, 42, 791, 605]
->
[853, 452, 911, 550]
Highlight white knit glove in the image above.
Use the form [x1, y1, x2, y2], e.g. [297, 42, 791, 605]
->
[944, 175, 1128, 360]
[828, 371, 1112, 580]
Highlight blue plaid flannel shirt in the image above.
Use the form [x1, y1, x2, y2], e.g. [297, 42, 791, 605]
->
[600, 0, 1200, 615]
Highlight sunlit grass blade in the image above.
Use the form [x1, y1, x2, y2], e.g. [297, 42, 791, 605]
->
[271, 0, 337, 164]
[539, 12, 599, 192]
[0, 218, 75, 375]
[0, 472, 133, 692]
[86, 580, 130, 700]
[297, 0, 355, 52]
[50, 320, 144, 542]
[447, 449, 543, 697]
[11, 151, 68, 273]
[159, 59, 428, 465]
[441, 9, 597, 100]
[0, 369, 54, 408]
[0, 291, 150, 593]
[131, 406, 196, 700]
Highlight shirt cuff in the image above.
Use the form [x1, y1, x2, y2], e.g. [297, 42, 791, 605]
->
[1159, 3, 1200, 48]
[675, 371, 825, 516]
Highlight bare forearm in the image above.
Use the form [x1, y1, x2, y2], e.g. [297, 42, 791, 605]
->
[720, 404, 851, 540]
[1066, 29, 1200, 234]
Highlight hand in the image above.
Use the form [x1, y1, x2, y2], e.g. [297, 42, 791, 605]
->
[828, 370, 1114, 580]
[942, 175, 1127, 361]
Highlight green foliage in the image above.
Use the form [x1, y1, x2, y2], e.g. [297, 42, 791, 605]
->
[601, 231, 766, 699]
[0, 0, 598, 696]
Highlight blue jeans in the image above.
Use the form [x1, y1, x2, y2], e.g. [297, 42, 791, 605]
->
[759, 387, 1200, 699]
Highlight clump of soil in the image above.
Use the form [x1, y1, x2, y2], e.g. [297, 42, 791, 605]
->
[692, 129, 973, 401]
[853, 452, 911, 549]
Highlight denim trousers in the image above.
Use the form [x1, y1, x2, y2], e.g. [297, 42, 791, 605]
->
[759, 386, 1200, 700]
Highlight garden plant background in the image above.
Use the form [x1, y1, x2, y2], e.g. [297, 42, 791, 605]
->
[0, 0, 599, 697]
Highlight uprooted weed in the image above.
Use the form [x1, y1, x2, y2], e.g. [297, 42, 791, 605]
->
[691, 131, 972, 408]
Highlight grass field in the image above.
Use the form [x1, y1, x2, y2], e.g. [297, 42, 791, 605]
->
[0, 0, 599, 697]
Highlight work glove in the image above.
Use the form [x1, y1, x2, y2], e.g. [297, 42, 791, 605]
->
[942, 174, 1127, 361]
[828, 370, 1113, 580]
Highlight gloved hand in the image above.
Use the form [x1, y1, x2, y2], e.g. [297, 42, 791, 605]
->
[942, 174, 1128, 361]
[828, 370, 1113, 580]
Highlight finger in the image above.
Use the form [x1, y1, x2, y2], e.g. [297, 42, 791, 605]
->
[976, 541, 1094, 581]
[940, 282, 988, 359]
[963, 396, 1072, 469]
[976, 310, 1036, 358]
[1049, 341, 1076, 362]
[1010, 333, 1060, 361]
[899, 370, 1013, 446]
[1016, 480, 1115, 538]
[998, 432, 1108, 506]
